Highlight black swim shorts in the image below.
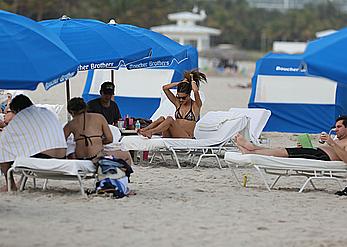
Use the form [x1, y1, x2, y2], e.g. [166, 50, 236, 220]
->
[285, 148, 331, 161]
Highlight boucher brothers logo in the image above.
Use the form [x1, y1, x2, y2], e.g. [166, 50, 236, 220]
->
[275, 66, 306, 73]
[45, 71, 76, 90]
[128, 60, 171, 70]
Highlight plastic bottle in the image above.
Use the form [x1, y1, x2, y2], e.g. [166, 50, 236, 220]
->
[135, 120, 141, 130]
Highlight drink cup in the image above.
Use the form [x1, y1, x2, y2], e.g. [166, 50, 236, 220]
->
[117, 120, 124, 130]
[319, 132, 327, 144]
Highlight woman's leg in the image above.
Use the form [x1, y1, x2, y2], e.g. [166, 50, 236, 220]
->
[138, 116, 165, 133]
[141, 117, 176, 138]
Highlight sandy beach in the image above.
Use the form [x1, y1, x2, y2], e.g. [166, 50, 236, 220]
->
[1, 66, 347, 247]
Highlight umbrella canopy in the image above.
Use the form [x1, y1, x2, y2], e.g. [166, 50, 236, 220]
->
[113, 22, 188, 69]
[301, 27, 347, 83]
[0, 10, 79, 90]
[40, 16, 152, 71]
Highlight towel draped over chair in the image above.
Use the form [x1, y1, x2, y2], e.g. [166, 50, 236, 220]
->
[0, 105, 67, 162]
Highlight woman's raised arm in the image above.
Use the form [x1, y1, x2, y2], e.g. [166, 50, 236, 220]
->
[162, 81, 183, 107]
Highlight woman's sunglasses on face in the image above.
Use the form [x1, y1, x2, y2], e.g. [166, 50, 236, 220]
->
[176, 95, 187, 100]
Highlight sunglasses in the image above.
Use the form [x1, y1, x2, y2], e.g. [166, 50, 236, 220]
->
[176, 95, 188, 100]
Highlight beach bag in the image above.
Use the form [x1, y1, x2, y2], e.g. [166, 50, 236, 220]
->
[95, 157, 134, 198]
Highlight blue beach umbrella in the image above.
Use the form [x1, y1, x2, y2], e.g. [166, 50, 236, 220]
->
[0, 10, 79, 90]
[112, 22, 188, 70]
[40, 16, 152, 71]
[301, 27, 347, 83]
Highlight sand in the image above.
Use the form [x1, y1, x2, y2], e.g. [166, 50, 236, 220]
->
[1, 66, 347, 247]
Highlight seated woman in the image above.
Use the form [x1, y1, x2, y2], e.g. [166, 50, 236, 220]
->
[64, 97, 133, 165]
[139, 70, 206, 139]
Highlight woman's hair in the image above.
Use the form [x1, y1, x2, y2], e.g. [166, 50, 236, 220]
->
[9, 94, 33, 113]
[178, 70, 207, 94]
[67, 97, 87, 114]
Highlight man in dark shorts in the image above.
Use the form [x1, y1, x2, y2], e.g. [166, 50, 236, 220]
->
[235, 116, 347, 163]
[87, 81, 121, 125]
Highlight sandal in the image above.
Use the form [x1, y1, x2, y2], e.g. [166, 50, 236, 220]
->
[335, 187, 347, 196]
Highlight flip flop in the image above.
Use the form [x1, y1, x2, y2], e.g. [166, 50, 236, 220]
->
[335, 187, 347, 196]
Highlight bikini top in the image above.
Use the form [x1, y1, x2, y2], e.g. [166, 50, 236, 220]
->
[175, 100, 197, 122]
[74, 112, 103, 147]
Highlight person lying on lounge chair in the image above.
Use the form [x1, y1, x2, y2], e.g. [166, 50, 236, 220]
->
[64, 97, 133, 165]
[0, 95, 67, 192]
[139, 70, 207, 139]
[235, 116, 347, 163]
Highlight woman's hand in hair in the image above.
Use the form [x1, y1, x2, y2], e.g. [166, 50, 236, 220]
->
[191, 80, 199, 92]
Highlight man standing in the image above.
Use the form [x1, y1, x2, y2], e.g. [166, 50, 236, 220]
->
[87, 81, 121, 125]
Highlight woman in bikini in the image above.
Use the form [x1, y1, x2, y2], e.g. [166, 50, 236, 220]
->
[139, 70, 207, 139]
[64, 97, 133, 165]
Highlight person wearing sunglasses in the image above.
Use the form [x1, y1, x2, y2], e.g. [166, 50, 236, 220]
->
[138, 70, 206, 139]
[0, 109, 15, 131]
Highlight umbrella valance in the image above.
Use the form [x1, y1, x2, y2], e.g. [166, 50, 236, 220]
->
[113, 22, 187, 70]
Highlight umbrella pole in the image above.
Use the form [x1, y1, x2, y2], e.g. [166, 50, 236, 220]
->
[66, 79, 71, 121]
[111, 69, 116, 102]
[111, 69, 114, 83]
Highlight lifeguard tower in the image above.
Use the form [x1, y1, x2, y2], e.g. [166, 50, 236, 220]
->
[151, 8, 220, 52]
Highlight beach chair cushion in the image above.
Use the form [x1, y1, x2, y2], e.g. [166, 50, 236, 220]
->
[13, 157, 96, 176]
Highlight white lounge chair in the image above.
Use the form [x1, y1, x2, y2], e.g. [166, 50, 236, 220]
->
[225, 152, 347, 193]
[7, 158, 96, 196]
[121, 111, 254, 168]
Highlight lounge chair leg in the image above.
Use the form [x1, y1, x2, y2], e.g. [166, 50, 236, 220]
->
[309, 179, 317, 190]
[170, 148, 181, 169]
[149, 152, 156, 163]
[254, 165, 271, 191]
[227, 162, 242, 187]
[299, 177, 313, 193]
[43, 179, 48, 190]
[270, 175, 282, 189]
[196, 154, 221, 169]
[76, 174, 86, 197]
[33, 178, 36, 189]
[20, 176, 27, 191]
[7, 167, 15, 192]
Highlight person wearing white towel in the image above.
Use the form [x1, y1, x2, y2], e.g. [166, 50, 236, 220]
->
[0, 95, 67, 192]
[235, 116, 347, 163]
[139, 70, 206, 139]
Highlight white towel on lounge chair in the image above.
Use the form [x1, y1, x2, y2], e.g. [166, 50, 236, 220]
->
[197, 111, 245, 131]
[0, 105, 67, 162]
[228, 108, 271, 140]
